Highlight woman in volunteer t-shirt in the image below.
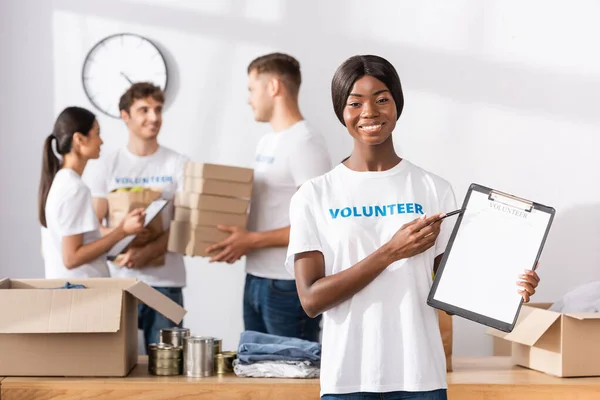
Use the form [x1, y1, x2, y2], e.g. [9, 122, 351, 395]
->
[286, 55, 541, 400]
[38, 106, 146, 279]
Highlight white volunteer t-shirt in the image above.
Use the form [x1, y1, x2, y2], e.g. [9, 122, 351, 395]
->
[82, 146, 189, 287]
[42, 168, 110, 279]
[246, 120, 331, 280]
[285, 159, 458, 396]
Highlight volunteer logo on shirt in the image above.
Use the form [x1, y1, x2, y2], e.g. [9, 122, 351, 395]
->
[114, 176, 173, 185]
[329, 203, 424, 219]
[256, 154, 275, 164]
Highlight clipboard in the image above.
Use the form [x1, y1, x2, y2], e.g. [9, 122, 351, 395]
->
[107, 199, 169, 261]
[427, 183, 555, 333]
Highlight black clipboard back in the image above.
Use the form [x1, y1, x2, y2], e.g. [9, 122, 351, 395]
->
[427, 183, 555, 333]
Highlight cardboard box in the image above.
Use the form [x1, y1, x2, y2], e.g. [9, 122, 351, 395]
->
[186, 241, 219, 257]
[167, 220, 191, 255]
[486, 302, 600, 377]
[493, 336, 512, 356]
[174, 192, 249, 214]
[174, 207, 248, 228]
[168, 221, 229, 245]
[0, 278, 186, 377]
[107, 187, 165, 266]
[183, 177, 253, 199]
[167, 221, 222, 257]
[185, 162, 253, 183]
[437, 310, 453, 372]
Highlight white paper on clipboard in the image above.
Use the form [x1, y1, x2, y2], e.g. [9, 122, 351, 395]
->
[428, 185, 554, 330]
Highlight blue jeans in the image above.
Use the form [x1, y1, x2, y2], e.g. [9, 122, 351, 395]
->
[237, 330, 321, 364]
[321, 389, 447, 400]
[243, 274, 321, 343]
[138, 286, 184, 352]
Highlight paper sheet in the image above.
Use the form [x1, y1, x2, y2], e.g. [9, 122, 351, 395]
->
[432, 190, 551, 324]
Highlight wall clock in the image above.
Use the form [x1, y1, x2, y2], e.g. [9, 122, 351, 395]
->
[82, 33, 168, 118]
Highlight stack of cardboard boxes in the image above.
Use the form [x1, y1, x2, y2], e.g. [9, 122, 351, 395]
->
[168, 162, 253, 257]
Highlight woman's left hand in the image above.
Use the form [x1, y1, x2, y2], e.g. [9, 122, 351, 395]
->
[518, 264, 540, 303]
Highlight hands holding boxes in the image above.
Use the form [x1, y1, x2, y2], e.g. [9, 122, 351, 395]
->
[168, 162, 253, 261]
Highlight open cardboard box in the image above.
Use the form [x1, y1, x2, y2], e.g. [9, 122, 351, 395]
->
[0, 278, 186, 377]
[486, 302, 600, 377]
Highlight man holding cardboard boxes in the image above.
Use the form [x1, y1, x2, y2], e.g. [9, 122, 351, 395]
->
[205, 53, 332, 342]
[83, 82, 189, 351]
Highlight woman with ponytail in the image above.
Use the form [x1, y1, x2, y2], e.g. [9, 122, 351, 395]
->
[39, 106, 146, 279]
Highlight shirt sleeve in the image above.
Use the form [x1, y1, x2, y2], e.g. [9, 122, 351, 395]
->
[81, 158, 109, 198]
[435, 185, 459, 257]
[56, 185, 99, 237]
[288, 136, 332, 187]
[285, 187, 323, 278]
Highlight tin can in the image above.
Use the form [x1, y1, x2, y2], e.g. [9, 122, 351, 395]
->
[148, 343, 182, 376]
[215, 351, 236, 374]
[212, 338, 222, 355]
[183, 336, 214, 377]
[160, 327, 190, 348]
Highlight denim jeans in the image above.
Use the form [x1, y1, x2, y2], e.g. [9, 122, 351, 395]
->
[237, 330, 321, 364]
[321, 389, 447, 400]
[138, 286, 184, 353]
[243, 274, 321, 343]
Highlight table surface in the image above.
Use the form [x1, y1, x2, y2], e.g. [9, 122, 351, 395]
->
[2, 357, 600, 400]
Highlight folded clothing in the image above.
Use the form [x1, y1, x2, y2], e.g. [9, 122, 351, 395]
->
[549, 281, 600, 313]
[237, 330, 321, 365]
[233, 359, 319, 379]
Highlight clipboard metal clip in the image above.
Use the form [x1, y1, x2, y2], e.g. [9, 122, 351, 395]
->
[488, 190, 533, 213]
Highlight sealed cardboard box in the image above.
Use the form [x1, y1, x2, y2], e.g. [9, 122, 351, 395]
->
[187, 241, 219, 257]
[174, 207, 248, 228]
[167, 221, 222, 257]
[0, 278, 186, 377]
[185, 162, 253, 183]
[486, 302, 600, 377]
[183, 178, 252, 199]
[189, 223, 230, 243]
[167, 220, 191, 254]
[174, 192, 249, 214]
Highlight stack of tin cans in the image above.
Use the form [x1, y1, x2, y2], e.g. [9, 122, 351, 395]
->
[148, 343, 182, 376]
[148, 328, 190, 376]
[148, 328, 236, 377]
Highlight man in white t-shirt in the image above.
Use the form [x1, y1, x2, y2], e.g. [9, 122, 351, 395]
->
[206, 53, 332, 342]
[83, 82, 189, 352]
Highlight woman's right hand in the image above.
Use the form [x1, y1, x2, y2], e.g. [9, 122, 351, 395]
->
[383, 214, 444, 263]
[120, 208, 146, 236]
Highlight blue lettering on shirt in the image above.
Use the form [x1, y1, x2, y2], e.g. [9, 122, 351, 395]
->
[328, 203, 425, 219]
[256, 154, 275, 164]
[114, 176, 173, 185]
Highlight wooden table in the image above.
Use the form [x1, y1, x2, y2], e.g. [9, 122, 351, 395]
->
[447, 357, 600, 399]
[2, 357, 600, 399]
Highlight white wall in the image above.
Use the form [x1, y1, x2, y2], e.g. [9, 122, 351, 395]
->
[2, 0, 600, 356]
